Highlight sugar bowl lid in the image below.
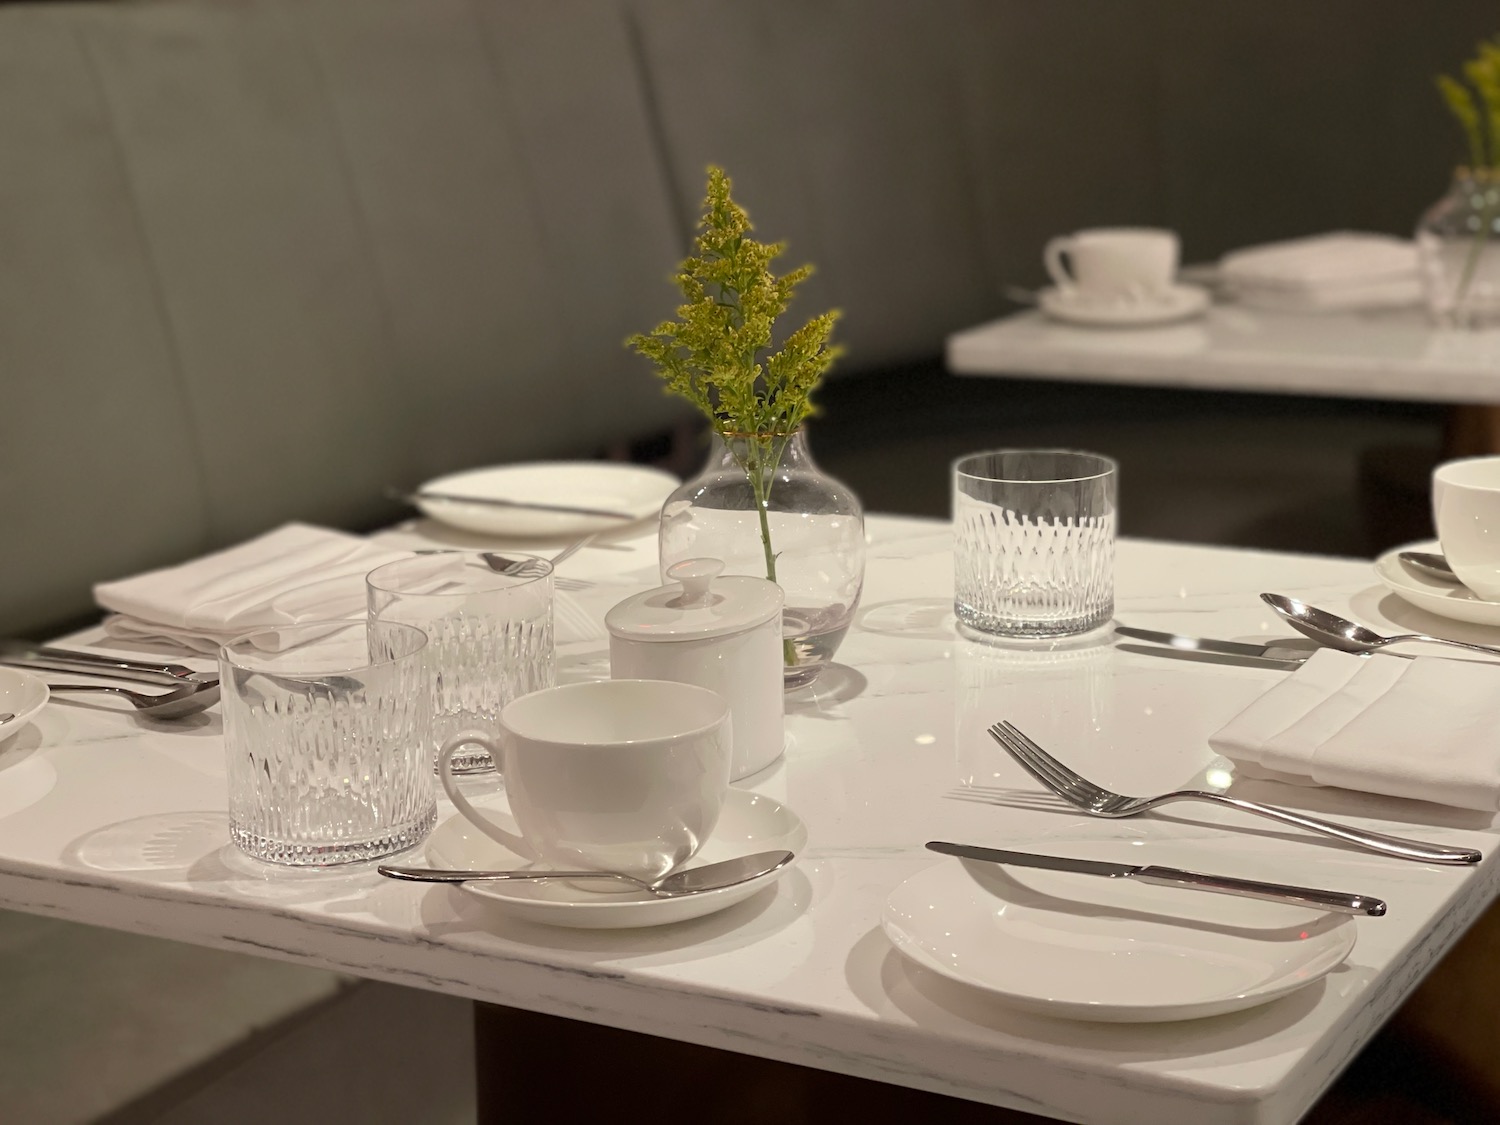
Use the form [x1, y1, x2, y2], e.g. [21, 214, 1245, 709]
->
[605, 558, 783, 642]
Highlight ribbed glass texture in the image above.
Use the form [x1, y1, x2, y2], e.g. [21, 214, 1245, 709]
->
[1416, 169, 1500, 329]
[219, 622, 437, 866]
[953, 450, 1116, 640]
[366, 553, 555, 773]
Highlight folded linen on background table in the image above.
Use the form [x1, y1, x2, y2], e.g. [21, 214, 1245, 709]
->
[1209, 648, 1500, 811]
[1218, 231, 1421, 312]
[94, 523, 604, 652]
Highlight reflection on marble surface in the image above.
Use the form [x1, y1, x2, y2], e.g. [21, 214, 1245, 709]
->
[2, 516, 1496, 1125]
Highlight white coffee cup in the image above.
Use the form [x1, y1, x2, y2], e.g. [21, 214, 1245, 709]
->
[436, 679, 732, 883]
[1434, 456, 1500, 599]
[1044, 227, 1179, 302]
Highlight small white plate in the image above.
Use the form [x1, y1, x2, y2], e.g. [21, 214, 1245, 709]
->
[414, 462, 679, 538]
[0, 668, 48, 747]
[1375, 539, 1500, 628]
[883, 856, 1355, 1022]
[1039, 283, 1211, 328]
[425, 788, 806, 928]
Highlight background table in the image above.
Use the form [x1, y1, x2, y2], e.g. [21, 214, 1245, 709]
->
[0, 515, 1495, 1124]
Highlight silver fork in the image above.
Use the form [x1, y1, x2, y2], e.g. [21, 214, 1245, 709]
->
[987, 720, 1481, 865]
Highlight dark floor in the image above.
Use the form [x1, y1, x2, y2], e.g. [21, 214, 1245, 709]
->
[810, 364, 1445, 558]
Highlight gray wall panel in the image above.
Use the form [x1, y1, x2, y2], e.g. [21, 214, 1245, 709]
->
[0, 12, 207, 634]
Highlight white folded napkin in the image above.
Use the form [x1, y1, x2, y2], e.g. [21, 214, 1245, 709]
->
[95, 523, 605, 652]
[1219, 232, 1421, 312]
[1209, 649, 1500, 811]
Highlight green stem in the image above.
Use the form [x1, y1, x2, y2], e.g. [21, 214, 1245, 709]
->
[737, 435, 798, 669]
[1456, 179, 1498, 319]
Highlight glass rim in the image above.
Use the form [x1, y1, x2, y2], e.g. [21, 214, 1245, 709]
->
[364, 550, 554, 596]
[953, 449, 1117, 485]
[218, 619, 428, 675]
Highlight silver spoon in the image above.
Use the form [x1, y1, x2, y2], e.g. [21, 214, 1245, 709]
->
[1261, 593, 1500, 658]
[1398, 550, 1463, 584]
[45, 680, 220, 720]
[378, 849, 794, 898]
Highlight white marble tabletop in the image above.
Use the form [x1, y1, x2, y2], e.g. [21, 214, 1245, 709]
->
[2, 515, 1496, 1125]
[947, 303, 1500, 405]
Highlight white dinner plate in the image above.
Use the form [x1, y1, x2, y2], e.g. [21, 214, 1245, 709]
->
[1374, 539, 1500, 628]
[1038, 283, 1210, 328]
[0, 668, 48, 748]
[414, 462, 679, 538]
[425, 788, 806, 928]
[882, 856, 1355, 1022]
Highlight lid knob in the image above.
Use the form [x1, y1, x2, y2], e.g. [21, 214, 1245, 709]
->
[666, 558, 724, 605]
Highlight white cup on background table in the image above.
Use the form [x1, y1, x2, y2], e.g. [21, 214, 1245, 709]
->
[1044, 227, 1179, 302]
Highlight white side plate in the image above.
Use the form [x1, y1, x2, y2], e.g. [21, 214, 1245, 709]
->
[1374, 539, 1500, 628]
[426, 788, 806, 929]
[883, 856, 1355, 1022]
[1039, 283, 1210, 328]
[0, 668, 49, 748]
[415, 462, 679, 538]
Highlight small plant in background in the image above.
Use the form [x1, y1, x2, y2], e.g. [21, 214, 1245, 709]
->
[1437, 40, 1500, 172]
[1435, 39, 1500, 308]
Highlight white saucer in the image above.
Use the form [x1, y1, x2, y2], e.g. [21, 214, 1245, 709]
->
[414, 462, 679, 538]
[883, 855, 1354, 1022]
[1039, 283, 1211, 328]
[1375, 539, 1500, 628]
[0, 668, 48, 748]
[425, 788, 806, 928]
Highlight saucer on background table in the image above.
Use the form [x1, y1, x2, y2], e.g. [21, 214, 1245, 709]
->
[424, 788, 807, 929]
[1375, 539, 1500, 627]
[0, 668, 48, 748]
[1038, 283, 1211, 328]
[413, 462, 679, 538]
[882, 849, 1355, 1022]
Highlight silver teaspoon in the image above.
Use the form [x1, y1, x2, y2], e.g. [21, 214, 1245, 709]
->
[378, 849, 795, 898]
[1399, 550, 1462, 584]
[1261, 592, 1500, 658]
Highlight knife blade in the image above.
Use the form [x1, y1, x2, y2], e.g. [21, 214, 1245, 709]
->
[1114, 643, 1308, 671]
[926, 841, 1387, 916]
[387, 487, 635, 521]
[1113, 625, 1290, 658]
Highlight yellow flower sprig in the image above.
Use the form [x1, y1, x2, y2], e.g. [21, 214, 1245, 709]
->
[627, 167, 842, 441]
[1439, 38, 1500, 170]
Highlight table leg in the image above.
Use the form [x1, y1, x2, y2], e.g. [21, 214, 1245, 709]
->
[472, 1003, 1035, 1124]
[1444, 404, 1500, 458]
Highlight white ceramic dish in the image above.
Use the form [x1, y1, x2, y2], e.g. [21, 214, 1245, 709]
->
[425, 787, 806, 928]
[0, 668, 49, 747]
[882, 856, 1355, 1022]
[414, 462, 679, 538]
[1039, 283, 1210, 328]
[1375, 539, 1500, 628]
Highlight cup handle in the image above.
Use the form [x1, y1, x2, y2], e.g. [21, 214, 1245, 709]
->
[436, 733, 534, 859]
[1043, 236, 1076, 291]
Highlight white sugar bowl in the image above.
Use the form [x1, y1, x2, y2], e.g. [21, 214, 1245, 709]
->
[606, 558, 785, 781]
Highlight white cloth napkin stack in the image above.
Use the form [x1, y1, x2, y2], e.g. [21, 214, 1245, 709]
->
[1218, 232, 1421, 313]
[1208, 648, 1500, 811]
[94, 523, 605, 653]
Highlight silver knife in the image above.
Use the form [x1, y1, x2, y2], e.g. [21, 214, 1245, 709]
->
[1114, 625, 1306, 659]
[0, 643, 214, 686]
[927, 841, 1387, 916]
[387, 487, 635, 521]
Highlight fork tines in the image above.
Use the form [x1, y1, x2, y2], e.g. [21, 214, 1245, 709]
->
[987, 721, 1107, 813]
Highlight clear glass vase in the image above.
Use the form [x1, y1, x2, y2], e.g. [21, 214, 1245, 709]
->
[660, 430, 865, 689]
[1416, 167, 1500, 328]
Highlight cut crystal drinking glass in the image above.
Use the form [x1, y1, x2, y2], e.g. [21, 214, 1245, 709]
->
[953, 450, 1116, 640]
